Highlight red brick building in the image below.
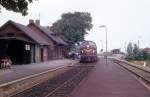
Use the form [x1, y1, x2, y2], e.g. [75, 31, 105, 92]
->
[139, 47, 150, 54]
[0, 20, 68, 65]
[28, 20, 68, 59]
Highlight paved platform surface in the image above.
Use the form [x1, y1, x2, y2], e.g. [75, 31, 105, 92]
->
[0, 59, 76, 84]
[69, 58, 150, 97]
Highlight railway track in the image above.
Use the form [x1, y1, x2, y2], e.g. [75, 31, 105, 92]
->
[113, 59, 150, 86]
[10, 63, 95, 97]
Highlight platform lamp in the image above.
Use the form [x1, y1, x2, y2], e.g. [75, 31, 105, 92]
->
[99, 25, 108, 64]
[100, 40, 103, 52]
[99, 25, 108, 54]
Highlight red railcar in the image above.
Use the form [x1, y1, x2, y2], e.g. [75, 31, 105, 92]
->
[79, 41, 97, 62]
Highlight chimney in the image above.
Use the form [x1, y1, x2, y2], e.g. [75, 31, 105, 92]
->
[29, 19, 34, 24]
[35, 19, 40, 25]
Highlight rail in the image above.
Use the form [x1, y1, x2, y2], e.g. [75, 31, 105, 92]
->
[10, 63, 95, 97]
[113, 58, 150, 85]
[45, 65, 94, 97]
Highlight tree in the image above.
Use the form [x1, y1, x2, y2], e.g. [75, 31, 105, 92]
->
[50, 12, 93, 46]
[0, 0, 36, 16]
[133, 44, 139, 55]
[127, 42, 133, 56]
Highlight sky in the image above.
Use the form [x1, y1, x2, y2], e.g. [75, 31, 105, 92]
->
[0, 0, 150, 52]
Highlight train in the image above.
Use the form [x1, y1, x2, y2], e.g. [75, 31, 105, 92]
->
[79, 41, 97, 62]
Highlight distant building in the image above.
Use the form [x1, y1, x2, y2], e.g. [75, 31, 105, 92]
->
[0, 20, 68, 65]
[111, 49, 121, 54]
[140, 47, 150, 54]
[28, 19, 68, 60]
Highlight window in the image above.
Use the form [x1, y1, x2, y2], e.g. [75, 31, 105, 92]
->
[25, 44, 30, 50]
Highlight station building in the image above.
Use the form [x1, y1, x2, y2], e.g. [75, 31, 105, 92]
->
[0, 20, 68, 65]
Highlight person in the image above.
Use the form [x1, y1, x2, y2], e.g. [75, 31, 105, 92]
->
[71, 52, 76, 59]
[1, 56, 12, 69]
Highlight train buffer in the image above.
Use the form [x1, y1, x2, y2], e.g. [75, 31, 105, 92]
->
[69, 58, 150, 97]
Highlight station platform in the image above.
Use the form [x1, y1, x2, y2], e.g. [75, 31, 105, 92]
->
[69, 58, 150, 97]
[0, 59, 77, 85]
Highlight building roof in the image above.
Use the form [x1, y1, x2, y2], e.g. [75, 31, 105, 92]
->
[111, 49, 120, 52]
[0, 20, 49, 45]
[141, 48, 150, 52]
[28, 23, 68, 46]
[0, 37, 35, 43]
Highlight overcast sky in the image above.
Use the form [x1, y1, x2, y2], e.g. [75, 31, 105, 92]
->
[0, 0, 150, 52]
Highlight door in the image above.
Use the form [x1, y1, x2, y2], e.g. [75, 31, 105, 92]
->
[40, 48, 44, 62]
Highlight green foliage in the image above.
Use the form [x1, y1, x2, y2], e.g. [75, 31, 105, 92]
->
[142, 52, 150, 60]
[126, 42, 150, 61]
[134, 54, 144, 61]
[126, 50, 150, 61]
[125, 55, 135, 61]
[125, 55, 144, 61]
[50, 12, 93, 46]
[133, 44, 139, 55]
[0, 0, 36, 16]
[127, 42, 133, 56]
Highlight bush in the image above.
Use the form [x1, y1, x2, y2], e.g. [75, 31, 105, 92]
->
[143, 52, 150, 60]
[125, 56, 135, 61]
[125, 52, 150, 61]
[134, 55, 144, 61]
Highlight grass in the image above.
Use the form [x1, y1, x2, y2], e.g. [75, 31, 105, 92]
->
[130, 60, 150, 68]
[146, 60, 150, 67]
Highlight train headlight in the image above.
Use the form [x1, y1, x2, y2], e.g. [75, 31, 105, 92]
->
[86, 45, 90, 48]
[92, 50, 95, 53]
[81, 50, 84, 53]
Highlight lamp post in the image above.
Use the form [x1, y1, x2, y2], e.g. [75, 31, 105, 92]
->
[99, 25, 108, 64]
[138, 36, 141, 49]
[100, 40, 103, 52]
[99, 25, 108, 54]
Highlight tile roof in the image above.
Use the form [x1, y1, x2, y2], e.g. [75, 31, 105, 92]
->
[142, 48, 150, 52]
[29, 23, 68, 45]
[1, 20, 49, 45]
